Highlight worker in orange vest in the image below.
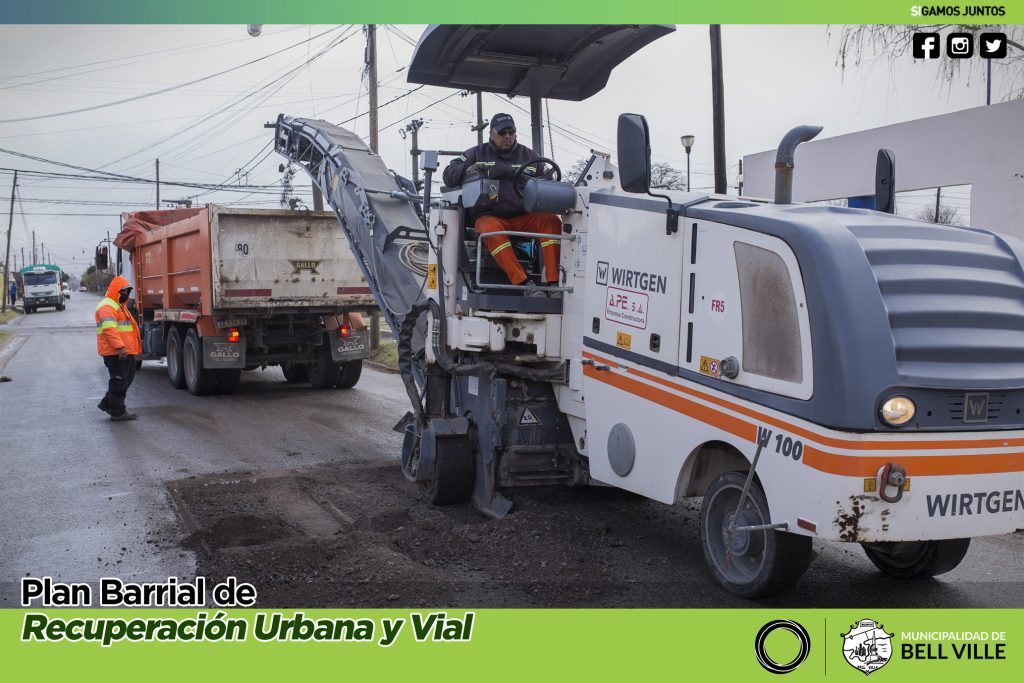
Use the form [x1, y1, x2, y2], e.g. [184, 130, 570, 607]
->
[95, 275, 142, 421]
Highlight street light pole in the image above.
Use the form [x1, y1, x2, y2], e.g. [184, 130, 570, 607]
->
[680, 135, 695, 191]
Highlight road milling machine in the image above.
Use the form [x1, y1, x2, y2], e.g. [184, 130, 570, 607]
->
[274, 25, 1024, 597]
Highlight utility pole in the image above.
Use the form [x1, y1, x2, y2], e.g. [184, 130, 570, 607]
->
[366, 25, 379, 154]
[709, 25, 727, 195]
[934, 186, 942, 223]
[737, 159, 744, 196]
[156, 159, 160, 209]
[477, 91, 484, 146]
[32, 230, 36, 265]
[365, 24, 381, 350]
[2, 170, 15, 313]
[406, 118, 424, 189]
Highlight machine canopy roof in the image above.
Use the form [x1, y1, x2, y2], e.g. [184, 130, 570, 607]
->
[407, 25, 675, 101]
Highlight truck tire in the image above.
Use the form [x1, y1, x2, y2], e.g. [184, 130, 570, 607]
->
[166, 326, 186, 389]
[307, 343, 340, 389]
[699, 471, 812, 598]
[335, 359, 362, 389]
[861, 539, 970, 579]
[281, 363, 308, 383]
[214, 369, 242, 395]
[183, 328, 217, 396]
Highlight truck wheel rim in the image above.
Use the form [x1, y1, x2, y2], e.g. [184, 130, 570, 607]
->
[704, 484, 768, 585]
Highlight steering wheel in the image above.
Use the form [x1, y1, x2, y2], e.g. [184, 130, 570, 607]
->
[512, 157, 562, 198]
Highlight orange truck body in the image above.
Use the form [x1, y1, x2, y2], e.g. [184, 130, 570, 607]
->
[114, 205, 377, 394]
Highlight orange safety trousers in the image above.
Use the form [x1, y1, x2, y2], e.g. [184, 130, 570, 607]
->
[475, 213, 562, 286]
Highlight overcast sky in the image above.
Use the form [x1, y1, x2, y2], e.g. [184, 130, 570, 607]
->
[0, 24, 1011, 277]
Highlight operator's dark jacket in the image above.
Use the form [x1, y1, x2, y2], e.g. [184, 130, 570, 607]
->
[442, 141, 540, 219]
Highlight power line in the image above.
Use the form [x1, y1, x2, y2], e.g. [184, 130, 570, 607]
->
[0, 27, 343, 124]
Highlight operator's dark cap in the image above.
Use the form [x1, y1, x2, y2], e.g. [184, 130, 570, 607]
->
[489, 113, 515, 132]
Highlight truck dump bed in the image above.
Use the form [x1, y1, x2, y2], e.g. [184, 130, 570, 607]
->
[118, 205, 375, 315]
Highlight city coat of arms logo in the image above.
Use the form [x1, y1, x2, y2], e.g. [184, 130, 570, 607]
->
[842, 619, 893, 674]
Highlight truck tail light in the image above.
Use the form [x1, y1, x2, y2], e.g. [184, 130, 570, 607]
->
[227, 327, 240, 343]
[339, 324, 351, 338]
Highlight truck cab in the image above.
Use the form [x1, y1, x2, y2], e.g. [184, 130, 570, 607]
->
[20, 264, 65, 313]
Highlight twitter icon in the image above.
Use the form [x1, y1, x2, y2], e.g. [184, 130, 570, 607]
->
[980, 32, 1008, 59]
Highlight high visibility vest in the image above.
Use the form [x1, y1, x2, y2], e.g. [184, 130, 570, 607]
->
[95, 297, 140, 356]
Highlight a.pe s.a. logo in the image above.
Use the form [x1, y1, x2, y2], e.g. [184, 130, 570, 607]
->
[754, 620, 811, 674]
[842, 619, 893, 675]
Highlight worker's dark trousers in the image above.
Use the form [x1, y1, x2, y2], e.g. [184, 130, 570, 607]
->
[101, 355, 137, 415]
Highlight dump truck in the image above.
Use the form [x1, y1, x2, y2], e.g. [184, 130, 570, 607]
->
[273, 25, 1024, 597]
[114, 205, 375, 395]
[20, 264, 65, 313]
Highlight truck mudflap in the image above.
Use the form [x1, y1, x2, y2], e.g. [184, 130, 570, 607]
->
[202, 335, 246, 369]
[329, 328, 369, 362]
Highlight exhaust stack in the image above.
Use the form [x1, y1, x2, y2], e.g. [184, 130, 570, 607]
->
[774, 125, 823, 204]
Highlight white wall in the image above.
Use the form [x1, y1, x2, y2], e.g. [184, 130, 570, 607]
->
[743, 100, 1024, 238]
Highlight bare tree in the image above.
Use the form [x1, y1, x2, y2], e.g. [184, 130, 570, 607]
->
[914, 204, 966, 226]
[568, 158, 686, 189]
[831, 25, 1024, 100]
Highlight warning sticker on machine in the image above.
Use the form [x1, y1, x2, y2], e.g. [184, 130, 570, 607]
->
[616, 331, 631, 350]
[699, 355, 721, 378]
[605, 286, 648, 330]
[427, 263, 437, 290]
[520, 408, 542, 426]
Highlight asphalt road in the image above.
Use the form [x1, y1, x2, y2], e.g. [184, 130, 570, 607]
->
[1, 292, 1022, 607]
[0, 292, 408, 606]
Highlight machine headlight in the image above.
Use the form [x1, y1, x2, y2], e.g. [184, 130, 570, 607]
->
[881, 396, 916, 426]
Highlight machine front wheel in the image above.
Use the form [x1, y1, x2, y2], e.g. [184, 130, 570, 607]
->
[699, 471, 812, 598]
[417, 428, 475, 506]
[861, 539, 970, 579]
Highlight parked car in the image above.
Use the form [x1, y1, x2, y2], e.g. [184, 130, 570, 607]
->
[62, 283, 71, 298]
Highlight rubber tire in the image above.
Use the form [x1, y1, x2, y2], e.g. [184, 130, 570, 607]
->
[861, 538, 971, 579]
[281, 363, 308, 383]
[183, 328, 216, 396]
[165, 326, 186, 389]
[335, 359, 362, 389]
[57, 304, 65, 311]
[699, 471, 813, 598]
[307, 343, 340, 389]
[214, 369, 242, 395]
[417, 431, 475, 506]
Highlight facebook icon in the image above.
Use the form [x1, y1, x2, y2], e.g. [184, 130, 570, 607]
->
[912, 32, 941, 59]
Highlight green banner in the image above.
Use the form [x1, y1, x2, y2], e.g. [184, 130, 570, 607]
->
[2, 1, 1023, 24]
[3, 608, 1023, 680]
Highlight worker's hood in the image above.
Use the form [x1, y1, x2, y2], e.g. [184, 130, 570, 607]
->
[105, 275, 132, 300]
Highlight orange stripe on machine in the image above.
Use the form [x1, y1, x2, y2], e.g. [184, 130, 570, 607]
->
[581, 353, 1024, 478]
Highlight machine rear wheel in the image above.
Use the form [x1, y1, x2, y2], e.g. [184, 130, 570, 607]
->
[166, 326, 186, 389]
[700, 471, 812, 598]
[861, 539, 970, 579]
[183, 328, 216, 396]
